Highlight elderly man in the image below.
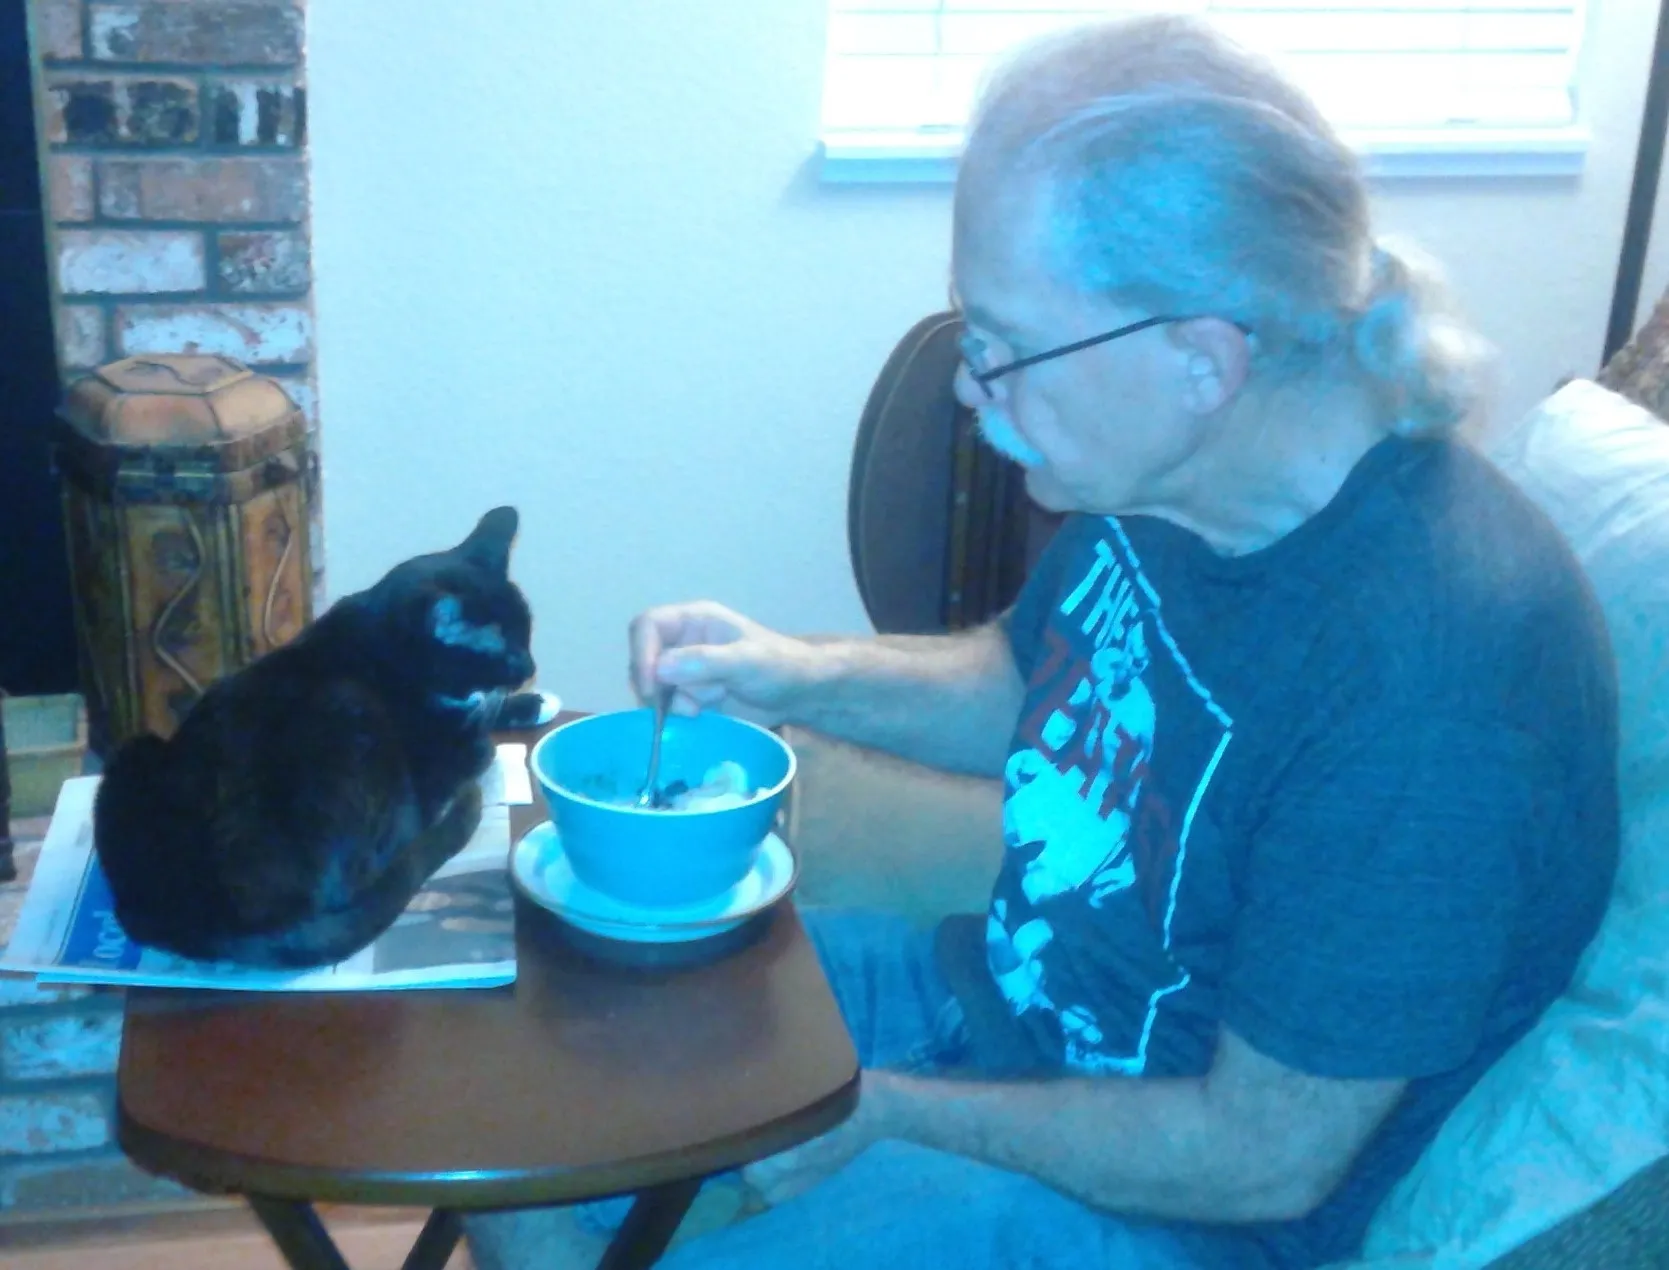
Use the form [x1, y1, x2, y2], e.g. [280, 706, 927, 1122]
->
[471, 14, 1618, 1270]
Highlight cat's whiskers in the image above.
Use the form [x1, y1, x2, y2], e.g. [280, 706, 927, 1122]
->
[430, 686, 511, 728]
[470, 688, 507, 728]
[432, 689, 489, 715]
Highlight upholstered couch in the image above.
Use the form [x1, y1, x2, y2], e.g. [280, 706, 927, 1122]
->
[469, 331, 1669, 1269]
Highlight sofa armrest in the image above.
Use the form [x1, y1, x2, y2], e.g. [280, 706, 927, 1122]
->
[1481, 1152, 1669, 1270]
[779, 725, 1003, 928]
[1316, 1147, 1669, 1270]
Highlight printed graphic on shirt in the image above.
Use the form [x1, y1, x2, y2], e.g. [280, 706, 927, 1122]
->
[989, 523, 1233, 1074]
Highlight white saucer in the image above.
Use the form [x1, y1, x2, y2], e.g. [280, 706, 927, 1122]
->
[510, 822, 797, 944]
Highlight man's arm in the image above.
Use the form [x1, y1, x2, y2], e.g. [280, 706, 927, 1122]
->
[873, 1026, 1406, 1223]
[633, 603, 1026, 780]
[790, 622, 1026, 778]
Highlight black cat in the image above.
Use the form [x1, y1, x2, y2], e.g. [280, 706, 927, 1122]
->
[93, 505, 541, 970]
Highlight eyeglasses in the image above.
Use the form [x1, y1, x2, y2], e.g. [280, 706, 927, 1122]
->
[959, 315, 1250, 398]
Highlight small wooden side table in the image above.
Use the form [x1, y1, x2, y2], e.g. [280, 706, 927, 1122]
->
[116, 749, 857, 1269]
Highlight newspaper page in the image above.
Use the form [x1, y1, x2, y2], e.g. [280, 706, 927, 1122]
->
[0, 744, 534, 992]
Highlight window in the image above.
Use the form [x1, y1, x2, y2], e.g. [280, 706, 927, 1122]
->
[820, 1, 1589, 181]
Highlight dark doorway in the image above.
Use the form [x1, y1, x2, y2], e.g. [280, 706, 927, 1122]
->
[0, 0, 77, 694]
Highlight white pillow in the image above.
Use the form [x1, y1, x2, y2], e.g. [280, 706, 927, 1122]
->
[1351, 380, 1669, 1268]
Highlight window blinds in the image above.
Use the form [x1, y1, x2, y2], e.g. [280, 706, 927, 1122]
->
[822, 2, 1585, 138]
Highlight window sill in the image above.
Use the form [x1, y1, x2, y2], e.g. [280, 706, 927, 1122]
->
[818, 125, 1589, 185]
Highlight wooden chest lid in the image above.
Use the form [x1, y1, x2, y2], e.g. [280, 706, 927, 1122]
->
[53, 355, 308, 494]
[56, 355, 301, 449]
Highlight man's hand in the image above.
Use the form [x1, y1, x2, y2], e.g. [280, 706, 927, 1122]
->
[628, 601, 826, 726]
[742, 1027, 1405, 1224]
[743, 1071, 900, 1206]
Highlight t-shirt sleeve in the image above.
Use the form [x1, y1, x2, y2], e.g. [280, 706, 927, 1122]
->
[1220, 711, 1557, 1081]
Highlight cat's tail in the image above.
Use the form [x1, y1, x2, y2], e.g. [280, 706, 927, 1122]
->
[93, 734, 221, 957]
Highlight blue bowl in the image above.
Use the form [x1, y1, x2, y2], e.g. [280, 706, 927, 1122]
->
[529, 710, 796, 909]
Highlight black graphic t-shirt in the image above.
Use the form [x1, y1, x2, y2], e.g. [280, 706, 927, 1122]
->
[935, 436, 1619, 1269]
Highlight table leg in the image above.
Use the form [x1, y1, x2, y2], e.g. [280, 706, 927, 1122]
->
[246, 1198, 462, 1270]
[247, 1196, 353, 1270]
[403, 1209, 463, 1270]
[595, 1177, 702, 1270]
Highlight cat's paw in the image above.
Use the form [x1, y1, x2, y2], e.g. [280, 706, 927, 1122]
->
[494, 689, 561, 731]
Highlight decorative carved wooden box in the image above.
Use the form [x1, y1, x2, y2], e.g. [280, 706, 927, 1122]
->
[53, 355, 315, 755]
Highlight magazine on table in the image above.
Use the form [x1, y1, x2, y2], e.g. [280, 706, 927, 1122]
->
[0, 744, 534, 993]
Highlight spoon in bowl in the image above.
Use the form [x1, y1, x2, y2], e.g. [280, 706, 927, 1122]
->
[635, 683, 674, 809]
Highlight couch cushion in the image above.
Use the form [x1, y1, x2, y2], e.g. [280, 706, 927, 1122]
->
[1355, 379, 1669, 1267]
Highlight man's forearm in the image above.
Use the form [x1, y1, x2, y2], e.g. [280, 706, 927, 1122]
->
[872, 1070, 1312, 1224]
[787, 623, 1024, 778]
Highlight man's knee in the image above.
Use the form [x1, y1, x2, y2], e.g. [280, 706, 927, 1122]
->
[834, 1137, 958, 1187]
[463, 1177, 759, 1270]
[463, 1205, 607, 1270]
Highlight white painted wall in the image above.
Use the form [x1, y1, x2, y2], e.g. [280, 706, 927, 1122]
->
[308, 0, 1669, 713]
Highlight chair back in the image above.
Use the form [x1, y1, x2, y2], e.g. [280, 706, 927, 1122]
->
[848, 311, 1059, 632]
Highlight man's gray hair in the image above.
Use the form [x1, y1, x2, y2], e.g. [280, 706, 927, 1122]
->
[957, 15, 1493, 436]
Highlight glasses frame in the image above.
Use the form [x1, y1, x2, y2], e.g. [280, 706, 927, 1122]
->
[960, 315, 1251, 398]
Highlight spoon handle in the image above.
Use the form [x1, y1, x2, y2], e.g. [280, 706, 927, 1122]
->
[640, 684, 673, 805]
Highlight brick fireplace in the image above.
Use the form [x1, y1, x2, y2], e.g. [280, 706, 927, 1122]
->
[35, 0, 321, 591]
[0, 0, 316, 1226]
[0, 833, 186, 1220]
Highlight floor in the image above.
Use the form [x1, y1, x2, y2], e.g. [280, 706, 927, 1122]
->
[3, 1205, 477, 1269]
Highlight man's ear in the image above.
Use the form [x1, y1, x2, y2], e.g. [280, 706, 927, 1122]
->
[1168, 318, 1252, 415]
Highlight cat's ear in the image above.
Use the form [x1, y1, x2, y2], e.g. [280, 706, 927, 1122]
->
[460, 506, 518, 576]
